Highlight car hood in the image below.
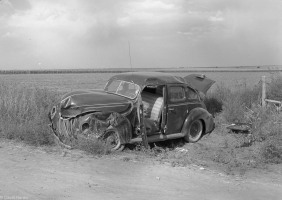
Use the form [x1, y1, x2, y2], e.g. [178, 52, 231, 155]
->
[59, 89, 133, 118]
[183, 74, 215, 94]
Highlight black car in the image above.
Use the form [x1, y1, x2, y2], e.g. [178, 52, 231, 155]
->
[49, 72, 215, 151]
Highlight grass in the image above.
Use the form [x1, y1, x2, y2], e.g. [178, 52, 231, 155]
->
[75, 135, 110, 155]
[0, 82, 60, 146]
[267, 75, 282, 100]
[204, 78, 282, 173]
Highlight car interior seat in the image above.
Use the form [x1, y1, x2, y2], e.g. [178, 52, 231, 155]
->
[141, 91, 164, 125]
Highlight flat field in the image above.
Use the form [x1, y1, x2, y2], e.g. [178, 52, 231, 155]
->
[0, 70, 279, 93]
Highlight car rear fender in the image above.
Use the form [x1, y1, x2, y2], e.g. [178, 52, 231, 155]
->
[181, 107, 214, 135]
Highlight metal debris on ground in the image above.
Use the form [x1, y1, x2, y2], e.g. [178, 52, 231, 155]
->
[226, 122, 251, 133]
[175, 147, 189, 153]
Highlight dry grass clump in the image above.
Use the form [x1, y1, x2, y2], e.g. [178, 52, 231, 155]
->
[211, 82, 261, 123]
[267, 75, 282, 100]
[0, 82, 60, 146]
[203, 77, 282, 173]
[75, 135, 110, 155]
[245, 105, 282, 164]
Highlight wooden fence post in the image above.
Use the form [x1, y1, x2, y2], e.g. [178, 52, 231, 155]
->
[262, 76, 266, 108]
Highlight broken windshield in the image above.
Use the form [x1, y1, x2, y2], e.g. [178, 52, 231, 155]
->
[104, 80, 140, 99]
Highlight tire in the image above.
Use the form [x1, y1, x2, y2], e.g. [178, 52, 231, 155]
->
[184, 120, 203, 143]
[104, 128, 125, 151]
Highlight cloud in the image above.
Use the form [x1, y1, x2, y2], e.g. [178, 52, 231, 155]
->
[0, 0, 14, 16]
[208, 11, 224, 22]
[9, 0, 31, 10]
[0, 0, 282, 69]
[117, 0, 177, 26]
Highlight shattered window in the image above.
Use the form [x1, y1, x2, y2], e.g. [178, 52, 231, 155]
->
[106, 80, 122, 93]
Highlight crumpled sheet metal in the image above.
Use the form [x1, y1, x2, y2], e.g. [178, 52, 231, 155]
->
[54, 112, 132, 147]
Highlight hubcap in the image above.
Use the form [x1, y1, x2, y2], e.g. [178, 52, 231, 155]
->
[106, 131, 119, 148]
[190, 121, 201, 138]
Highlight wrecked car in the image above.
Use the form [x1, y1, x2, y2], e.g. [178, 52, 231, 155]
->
[49, 72, 215, 151]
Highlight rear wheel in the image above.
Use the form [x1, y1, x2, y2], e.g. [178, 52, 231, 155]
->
[104, 128, 125, 151]
[184, 120, 203, 143]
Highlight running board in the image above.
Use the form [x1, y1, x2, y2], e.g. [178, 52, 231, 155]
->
[129, 133, 185, 144]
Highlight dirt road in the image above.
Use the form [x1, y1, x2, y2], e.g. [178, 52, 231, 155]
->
[0, 140, 281, 200]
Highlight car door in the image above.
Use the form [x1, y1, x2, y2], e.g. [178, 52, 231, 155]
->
[165, 84, 189, 134]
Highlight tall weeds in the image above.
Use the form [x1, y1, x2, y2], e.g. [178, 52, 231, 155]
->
[267, 75, 282, 100]
[209, 82, 261, 123]
[0, 82, 60, 146]
[208, 77, 282, 167]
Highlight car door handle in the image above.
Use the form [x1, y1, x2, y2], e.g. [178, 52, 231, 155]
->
[168, 108, 176, 113]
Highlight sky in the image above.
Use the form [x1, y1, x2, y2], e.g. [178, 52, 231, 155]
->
[0, 0, 282, 70]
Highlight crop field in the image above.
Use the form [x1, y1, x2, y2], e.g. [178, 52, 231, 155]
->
[0, 70, 279, 93]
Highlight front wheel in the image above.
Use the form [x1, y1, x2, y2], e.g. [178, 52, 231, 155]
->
[184, 120, 203, 143]
[103, 128, 125, 151]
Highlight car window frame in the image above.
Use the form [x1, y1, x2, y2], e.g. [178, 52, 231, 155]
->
[185, 86, 200, 101]
[167, 84, 187, 104]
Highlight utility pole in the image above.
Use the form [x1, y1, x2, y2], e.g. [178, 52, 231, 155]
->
[262, 76, 266, 108]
